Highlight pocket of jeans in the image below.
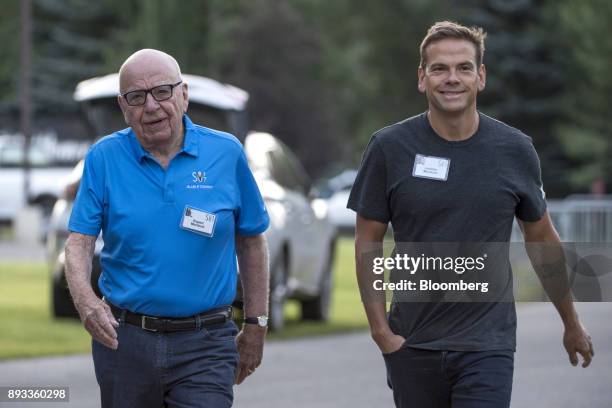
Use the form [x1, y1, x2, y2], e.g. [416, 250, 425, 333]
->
[382, 339, 409, 358]
[203, 320, 238, 341]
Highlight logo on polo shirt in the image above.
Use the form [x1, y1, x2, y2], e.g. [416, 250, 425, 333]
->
[192, 170, 206, 183]
[187, 170, 213, 190]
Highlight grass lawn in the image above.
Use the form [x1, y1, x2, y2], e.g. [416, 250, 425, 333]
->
[0, 262, 92, 359]
[272, 238, 368, 339]
[0, 238, 368, 360]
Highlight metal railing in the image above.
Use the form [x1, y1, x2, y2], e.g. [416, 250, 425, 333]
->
[512, 195, 612, 242]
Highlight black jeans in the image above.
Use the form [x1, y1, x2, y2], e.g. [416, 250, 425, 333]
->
[383, 346, 514, 408]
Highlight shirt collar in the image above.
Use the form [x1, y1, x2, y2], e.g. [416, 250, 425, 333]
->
[128, 114, 199, 163]
[181, 115, 199, 157]
[127, 129, 147, 163]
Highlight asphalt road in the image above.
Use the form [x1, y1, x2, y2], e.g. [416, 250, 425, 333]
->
[0, 303, 610, 408]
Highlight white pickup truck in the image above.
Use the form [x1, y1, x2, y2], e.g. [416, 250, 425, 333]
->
[0, 132, 89, 228]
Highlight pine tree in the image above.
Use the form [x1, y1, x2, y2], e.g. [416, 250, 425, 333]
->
[458, 0, 572, 197]
[555, 0, 612, 192]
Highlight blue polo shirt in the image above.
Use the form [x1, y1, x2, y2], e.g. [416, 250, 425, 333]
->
[69, 115, 269, 317]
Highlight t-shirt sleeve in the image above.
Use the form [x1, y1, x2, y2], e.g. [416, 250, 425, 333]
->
[347, 135, 390, 223]
[68, 147, 105, 236]
[515, 139, 547, 222]
[235, 149, 270, 236]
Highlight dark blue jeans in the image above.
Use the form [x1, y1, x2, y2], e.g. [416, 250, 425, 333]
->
[383, 346, 514, 408]
[92, 319, 239, 408]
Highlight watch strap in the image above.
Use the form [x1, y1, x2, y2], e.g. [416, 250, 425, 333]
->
[244, 317, 259, 325]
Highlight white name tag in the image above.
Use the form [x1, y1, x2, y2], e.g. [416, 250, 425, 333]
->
[180, 206, 216, 237]
[412, 154, 450, 181]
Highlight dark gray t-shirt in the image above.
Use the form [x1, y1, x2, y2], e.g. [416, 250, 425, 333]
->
[348, 112, 546, 351]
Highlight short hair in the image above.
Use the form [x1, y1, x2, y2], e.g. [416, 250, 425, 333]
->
[419, 21, 487, 68]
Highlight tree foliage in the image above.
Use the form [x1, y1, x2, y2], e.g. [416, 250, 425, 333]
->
[555, 0, 612, 192]
[456, 0, 572, 196]
[33, 0, 117, 115]
[206, 0, 343, 175]
[3, 0, 610, 192]
[0, 0, 21, 119]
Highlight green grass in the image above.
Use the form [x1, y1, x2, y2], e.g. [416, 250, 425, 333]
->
[0, 262, 92, 359]
[0, 238, 368, 360]
[270, 238, 368, 340]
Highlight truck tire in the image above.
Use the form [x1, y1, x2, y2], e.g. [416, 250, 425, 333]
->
[301, 239, 335, 321]
[51, 275, 78, 318]
[269, 254, 288, 331]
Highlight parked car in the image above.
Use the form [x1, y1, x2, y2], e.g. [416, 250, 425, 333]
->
[48, 74, 337, 331]
[321, 169, 357, 235]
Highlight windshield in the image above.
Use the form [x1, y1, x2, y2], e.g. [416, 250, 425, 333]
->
[81, 98, 248, 141]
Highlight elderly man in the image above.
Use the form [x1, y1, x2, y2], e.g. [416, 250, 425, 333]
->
[65, 49, 270, 408]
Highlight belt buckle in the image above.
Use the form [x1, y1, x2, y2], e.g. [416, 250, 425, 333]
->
[141, 315, 159, 332]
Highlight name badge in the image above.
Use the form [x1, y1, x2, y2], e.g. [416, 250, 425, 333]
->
[412, 154, 450, 181]
[180, 206, 216, 237]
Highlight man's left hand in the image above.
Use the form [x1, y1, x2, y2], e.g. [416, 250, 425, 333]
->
[563, 322, 594, 368]
[234, 324, 266, 384]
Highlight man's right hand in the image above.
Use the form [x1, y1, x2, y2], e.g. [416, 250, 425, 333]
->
[64, 233, 118, 347]
[374, 332, 406, 355]
[75, 296, 119, 349]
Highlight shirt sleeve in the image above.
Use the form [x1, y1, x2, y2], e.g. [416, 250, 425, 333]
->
[68, 147, 105, 236]
[347, 135, 390, 223]
[515, 139, 547, 222]
[235, 149, 270, 236]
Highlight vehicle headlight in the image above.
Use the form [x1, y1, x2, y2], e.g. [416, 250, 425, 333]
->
[311, 198, 328, 220]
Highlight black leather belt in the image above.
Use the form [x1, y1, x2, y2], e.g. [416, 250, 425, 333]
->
[109, 303, 233, 333]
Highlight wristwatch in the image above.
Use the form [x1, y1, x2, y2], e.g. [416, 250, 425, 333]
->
[244, 316, 268, 327]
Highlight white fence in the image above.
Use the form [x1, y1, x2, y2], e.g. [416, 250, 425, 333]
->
[512, 196, 612, 242]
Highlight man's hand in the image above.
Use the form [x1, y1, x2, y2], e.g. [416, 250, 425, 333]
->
[235, 233, 268, 384]
[373, 331, 406, 355]
[234, 324, 266, 384]
[75, 295, 119, 350]
[65, 232, 118, 349]
[563, 322, 594, 368]
[519, 215, 595, 368]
